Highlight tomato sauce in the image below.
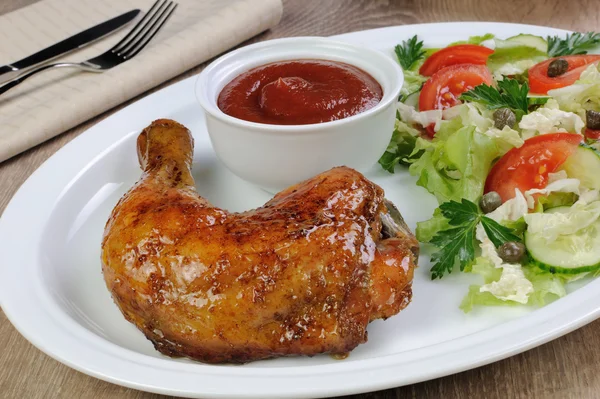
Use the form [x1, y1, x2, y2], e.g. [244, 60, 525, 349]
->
[217, 60, 382, 125]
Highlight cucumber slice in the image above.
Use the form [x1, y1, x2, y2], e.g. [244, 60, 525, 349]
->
[560, 143, 600, 190]
[505, 34, 548, 53]
[404, 91, 420, 108]
[525, 206, 600, 274]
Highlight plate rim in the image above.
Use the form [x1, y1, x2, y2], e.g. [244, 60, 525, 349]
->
[1, 21, 599, 398]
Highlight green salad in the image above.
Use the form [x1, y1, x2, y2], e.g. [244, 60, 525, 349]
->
[379, 32, 600, 312]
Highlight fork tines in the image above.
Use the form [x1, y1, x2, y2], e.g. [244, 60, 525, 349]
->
[112, 0, 178, 60]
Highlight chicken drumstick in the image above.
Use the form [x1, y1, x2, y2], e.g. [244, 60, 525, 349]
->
[101, 119, 418, 364]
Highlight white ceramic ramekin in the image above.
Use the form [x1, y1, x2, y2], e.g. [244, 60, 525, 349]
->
[195, 37, 403, 192]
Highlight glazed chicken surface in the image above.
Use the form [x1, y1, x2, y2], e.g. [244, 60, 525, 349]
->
[101, 119, 419, 364]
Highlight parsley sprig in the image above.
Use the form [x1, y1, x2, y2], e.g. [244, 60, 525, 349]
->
[459, 78, 529, 119]
[429, 199, 521, 280]
[547, 32, 600, 57]
[394, 35, 426, 71]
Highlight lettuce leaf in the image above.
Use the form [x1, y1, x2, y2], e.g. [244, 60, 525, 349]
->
[400, 70, 428, 101]
[378, 121, 422, 172]
[409, 121, 500, 204]
[487, 36, 547, 78]
[449, 33, 495, 46]
[409, 110, 501, 242]
[461, 286, 516, 312]
[397, 46, 437, 101]
[416, 207, 450, 243]
[460, 259, 567, 312]
[534, 192, 579, 212]
[523, 266, 568, 307]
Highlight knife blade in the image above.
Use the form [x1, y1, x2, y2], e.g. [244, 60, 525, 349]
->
[0, 9, 140, 80]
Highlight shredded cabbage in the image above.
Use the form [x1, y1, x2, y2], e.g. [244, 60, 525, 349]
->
[442, 103, 493, 134]
[524, 200, 600, 243]
[524, 173, 582, 209]
[479, 263, 533, 304]
[472, 189, 533, 304]
[519, 99, 585, 138]
[397, 102, 443, 130]
[549, 64, 600, 117]
[483, 125, 524, 153]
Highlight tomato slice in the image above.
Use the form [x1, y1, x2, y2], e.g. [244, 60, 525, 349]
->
[419, 64, 493, 137]
[484, 133, 583, 202]
[529, 55, 600, 94]
[419, 45, 494, 76]
[419, 64, 493, 111]
[585, 128, 600, 140]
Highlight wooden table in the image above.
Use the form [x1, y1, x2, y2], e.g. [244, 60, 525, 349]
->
[1, 1, 599, 398]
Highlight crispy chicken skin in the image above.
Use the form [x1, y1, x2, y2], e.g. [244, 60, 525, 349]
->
[101, 119, 418, 364]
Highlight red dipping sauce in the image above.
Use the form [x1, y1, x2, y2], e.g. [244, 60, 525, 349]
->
[217, 59, 383, 125]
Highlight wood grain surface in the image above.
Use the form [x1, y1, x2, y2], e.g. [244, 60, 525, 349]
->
[1, 1, 599, 398]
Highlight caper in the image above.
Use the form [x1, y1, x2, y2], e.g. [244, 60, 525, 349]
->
[547, 58, 569, 77]
[498, 241, 526, 263]
[586, 110, 600, 130]
[479, 191, 502, 214]
[493, 108, 517, 130]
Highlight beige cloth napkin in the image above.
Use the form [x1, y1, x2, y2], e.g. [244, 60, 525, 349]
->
[0, 0, 283, 163]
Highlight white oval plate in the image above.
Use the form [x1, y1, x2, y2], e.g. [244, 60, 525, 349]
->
[2, 22, 599, 399]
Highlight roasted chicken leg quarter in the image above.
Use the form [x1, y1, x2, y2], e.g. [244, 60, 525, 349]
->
[101, 119, 419, 364]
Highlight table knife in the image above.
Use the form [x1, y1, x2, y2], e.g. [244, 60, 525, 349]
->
[0, 8, 140, 84]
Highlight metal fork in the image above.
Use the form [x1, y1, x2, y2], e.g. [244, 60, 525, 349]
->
[0, 0, 177, 95]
